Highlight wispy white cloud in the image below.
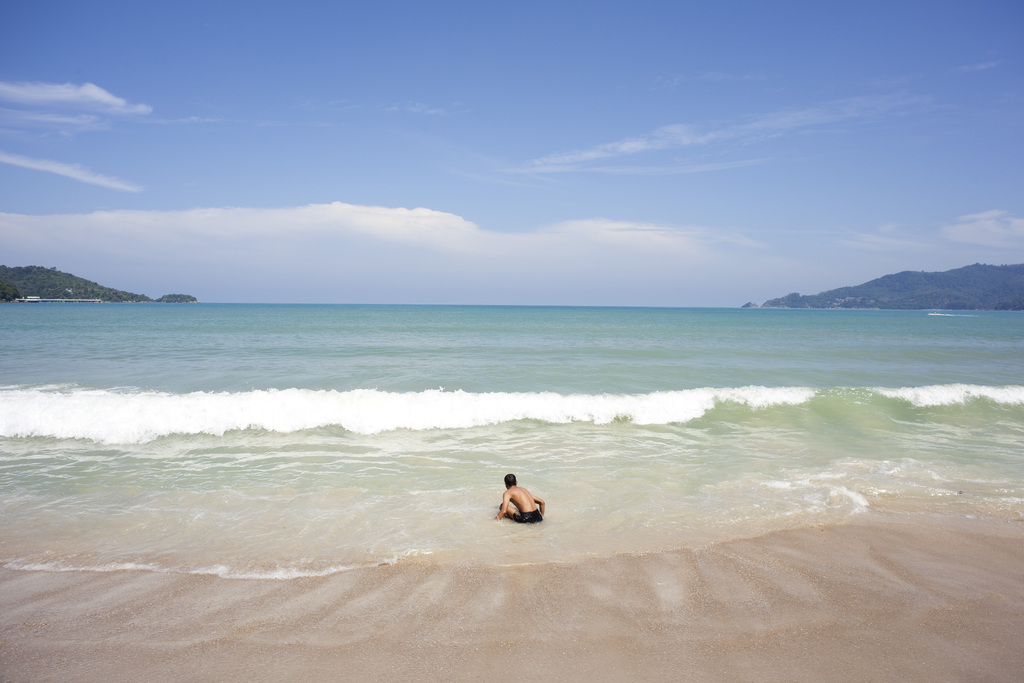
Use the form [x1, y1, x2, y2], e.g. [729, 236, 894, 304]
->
[838, 229, 929, 252]
[519, 94, 922, 173]
[0, 150, 142, 192]
[543, 218, 706, 255]
[698, 71, 765, 83]
[0, 81, 150, 188]
[521, 158, 766, 176]
[0, 108, 106, 132]
[155, 115, 226, 125]
[295, 99, 362, 113]
[0, 80, 151, 137]
[545, 218, 763, 253]
[942, 210, 1024, 248]
[0, 81, 152, 114]
[650, 72, 766, 90]
[385, 102, 452, 115]
[525, 124, 711, 169]
[406, 102, 447, 115]
[957, 61, 1001, 73]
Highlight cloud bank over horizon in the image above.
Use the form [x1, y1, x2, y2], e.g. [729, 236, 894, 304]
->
[3, 201, 1021, 306]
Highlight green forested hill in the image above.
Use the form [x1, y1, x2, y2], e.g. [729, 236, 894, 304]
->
[0, 279, 21, 302]
[0, 266, 197, 303]
[761, 263, 1024, 310]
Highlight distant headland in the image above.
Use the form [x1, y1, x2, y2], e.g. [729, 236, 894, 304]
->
[747, 263, 1024, 310]
[0, 266, 198, 303]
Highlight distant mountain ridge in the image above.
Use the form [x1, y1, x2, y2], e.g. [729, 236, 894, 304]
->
[760, 263, 1024, 310]
[0, 265, 197, 303]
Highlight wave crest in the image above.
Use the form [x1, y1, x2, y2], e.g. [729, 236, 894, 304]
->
[0, 386, 815, 444]
[877, 384, 1024, 407]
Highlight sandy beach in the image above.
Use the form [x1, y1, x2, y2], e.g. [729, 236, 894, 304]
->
[2, 512, 1022, 682]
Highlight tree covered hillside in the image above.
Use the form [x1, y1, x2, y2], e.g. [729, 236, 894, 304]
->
[0, 279, 21, 302]
[0, 266, 197, 303]
[761, 264, 1024, 310]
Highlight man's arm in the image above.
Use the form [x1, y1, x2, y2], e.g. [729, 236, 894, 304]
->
[496, 491, 512, 520]
[534, 495, 545, 516]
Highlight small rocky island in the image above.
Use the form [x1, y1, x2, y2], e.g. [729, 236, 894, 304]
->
[0, 265, 198, 303]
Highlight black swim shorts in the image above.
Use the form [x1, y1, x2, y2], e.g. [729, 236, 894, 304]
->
[512, 509, 543, 524]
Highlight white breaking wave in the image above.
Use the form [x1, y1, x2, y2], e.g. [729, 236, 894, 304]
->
[0, 386, 816, 444]
[877, 384, 1024, 407]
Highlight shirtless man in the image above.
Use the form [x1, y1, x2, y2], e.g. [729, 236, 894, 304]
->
[495, 473, 545, 523]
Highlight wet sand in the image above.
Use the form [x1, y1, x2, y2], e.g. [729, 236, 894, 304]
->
[2, 512, 1022, 682]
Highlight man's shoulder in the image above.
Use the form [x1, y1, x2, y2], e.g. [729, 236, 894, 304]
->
[511, 486, 534, 501]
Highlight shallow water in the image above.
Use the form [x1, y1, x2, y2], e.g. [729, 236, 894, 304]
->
[1, 305, 1022, 576]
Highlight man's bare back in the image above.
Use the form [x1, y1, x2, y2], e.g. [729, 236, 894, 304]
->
[496, 473, 545, 523]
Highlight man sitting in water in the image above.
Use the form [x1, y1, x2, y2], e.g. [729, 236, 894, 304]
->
[495, 473, 545, 523]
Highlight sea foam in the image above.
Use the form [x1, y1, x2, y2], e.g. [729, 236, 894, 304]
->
[877, 384, 1024, 407]
[2, 558, 369, 580]
[0, 386, 815, 444]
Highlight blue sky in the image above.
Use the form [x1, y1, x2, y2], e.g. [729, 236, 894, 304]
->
[1, 1, 1022, 305]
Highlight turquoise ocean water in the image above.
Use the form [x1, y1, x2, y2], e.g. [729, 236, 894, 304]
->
[1, 304, 1022, 577]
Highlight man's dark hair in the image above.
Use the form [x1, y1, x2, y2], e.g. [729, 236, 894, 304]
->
[504, 473, 517, 487]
